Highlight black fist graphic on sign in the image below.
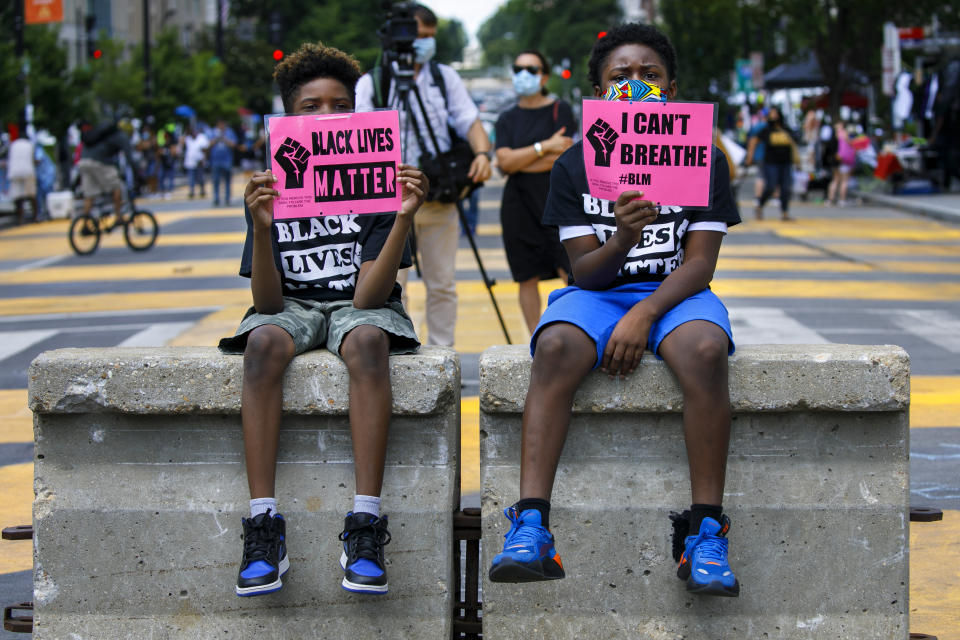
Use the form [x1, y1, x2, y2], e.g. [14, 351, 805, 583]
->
[274, 137, 311, 189]
[586, 118, 619, 167]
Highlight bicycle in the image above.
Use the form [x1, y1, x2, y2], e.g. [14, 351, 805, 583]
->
[68, 187, 158, 256]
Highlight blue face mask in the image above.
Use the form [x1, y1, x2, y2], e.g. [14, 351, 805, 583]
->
[512, 70, 542, 97]
[413, 37, 436, 64]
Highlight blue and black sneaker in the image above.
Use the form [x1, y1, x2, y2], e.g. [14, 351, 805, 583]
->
[676, 515, 740, 597]
[235, 510, 289, 596]
[488, 505, 565, 583]
[339, 512, 391, 594]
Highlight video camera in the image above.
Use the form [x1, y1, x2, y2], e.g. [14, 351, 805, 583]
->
[378, 1, 419, 60]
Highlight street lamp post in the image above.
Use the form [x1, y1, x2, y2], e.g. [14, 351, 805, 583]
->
[144, 0, 152, 118]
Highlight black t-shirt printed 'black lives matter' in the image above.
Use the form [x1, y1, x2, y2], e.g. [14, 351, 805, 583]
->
[544, 140, 741, 288]
[238, 207, 411, 302]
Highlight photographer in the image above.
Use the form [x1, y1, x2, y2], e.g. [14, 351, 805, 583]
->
[355, 2, 492, 348]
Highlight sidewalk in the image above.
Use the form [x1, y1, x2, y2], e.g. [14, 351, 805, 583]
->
[858, 190, 960, 224]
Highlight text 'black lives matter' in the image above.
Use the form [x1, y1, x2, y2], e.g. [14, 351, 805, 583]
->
[314, 162, 397, 203]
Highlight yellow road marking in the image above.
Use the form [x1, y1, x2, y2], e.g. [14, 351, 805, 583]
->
[712, 279, 960, 301]
[911, 509, 960, 637]
[0, 390, 31, 444]
[911, 377, 960, 428]
[824, 243, 960, 257]
[461, 396, 480, 494]
[0, 289, 252, 317]
[167, 305, 251, 347]
[0, 463, 33, 574]
[721, 245, 825, 257]
[2, 259, 242, 284]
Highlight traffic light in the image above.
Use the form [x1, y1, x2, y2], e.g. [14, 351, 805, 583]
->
[561, 69, 572, 80]
[93, 49, 102, 60]
[272, 49, 283, 61]
[85, 15, 97, 60]
[597, 31, 607, 39]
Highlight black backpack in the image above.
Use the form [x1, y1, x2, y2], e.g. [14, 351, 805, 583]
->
[371, 61, 478, 203]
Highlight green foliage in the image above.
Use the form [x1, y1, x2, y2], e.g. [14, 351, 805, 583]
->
[84, 34, 144, 122]
[659, 0, 743, 101]
[478, 0, 623, 91]
[232, 0, 384, 71]
[136, 30, 242, 125]
[436, 18, 468, 64]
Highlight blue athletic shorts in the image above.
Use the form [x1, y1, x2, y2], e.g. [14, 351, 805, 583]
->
[531, 282, 735, 368]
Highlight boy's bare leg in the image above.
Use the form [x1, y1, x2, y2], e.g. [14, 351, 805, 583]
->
[519, 323, 597, 500]
[339, 325, 392, 497]
[657, 320, 731, 505]
[241, 324, 296, 499]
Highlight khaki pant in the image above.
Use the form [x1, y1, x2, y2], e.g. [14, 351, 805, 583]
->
[397, 200, 458, 347]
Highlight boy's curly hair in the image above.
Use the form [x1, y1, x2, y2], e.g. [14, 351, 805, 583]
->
[273, 42, 363, 113]
[588, 23, 678, 88]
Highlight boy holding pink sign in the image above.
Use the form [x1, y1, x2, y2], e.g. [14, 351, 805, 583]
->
[489, 24, 743, 597]
[218, 42, 428, 597]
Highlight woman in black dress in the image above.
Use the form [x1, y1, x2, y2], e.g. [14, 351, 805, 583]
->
[495, 50, 576, 333]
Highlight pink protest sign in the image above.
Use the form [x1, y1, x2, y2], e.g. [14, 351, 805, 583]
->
[267, 110, 402, 219]
[582, 100, 716, 206]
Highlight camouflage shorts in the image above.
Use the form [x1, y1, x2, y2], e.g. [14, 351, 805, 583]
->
[218, 296, 419, 357]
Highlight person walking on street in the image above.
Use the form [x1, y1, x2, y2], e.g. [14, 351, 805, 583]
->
[495, 50, 575, 334]
[181, 125, 209, 199]
[7, 132, 39, 225]
[209, 120, 238, 207]
[746, 106, 797, 221]
[826, 122, 855, 206]
[354, 3, 493, 347]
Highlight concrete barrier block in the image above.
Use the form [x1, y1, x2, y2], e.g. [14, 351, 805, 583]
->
[30, 346, 460, 639]
[480, 344, 909, 640]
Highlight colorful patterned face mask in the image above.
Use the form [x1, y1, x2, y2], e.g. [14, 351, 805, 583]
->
[602, 78, 667, 103]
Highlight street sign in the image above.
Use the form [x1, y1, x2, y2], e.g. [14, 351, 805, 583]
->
[25, 0, 63, 24]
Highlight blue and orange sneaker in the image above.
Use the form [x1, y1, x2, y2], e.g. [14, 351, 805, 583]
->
[488, 505, 565, 583]
[235, 510, 289, 596]
[676, 515, 740, 597]
[339, 512, 391, 594]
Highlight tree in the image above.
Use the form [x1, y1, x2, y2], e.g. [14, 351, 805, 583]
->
[134, 30, 241, 125]
[435, 18, 468, 64]
[478, 0, 623, 92]
[659, 0, 745, 101]
[767, 0, 960, 119]
[232, 0, 384, 71]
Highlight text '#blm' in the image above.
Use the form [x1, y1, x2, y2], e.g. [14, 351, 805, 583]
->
[314, 162, 397, 203]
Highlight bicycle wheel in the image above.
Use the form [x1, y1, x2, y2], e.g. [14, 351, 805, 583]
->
[124, 210, 159, 251]
[68, 215, 102, 255]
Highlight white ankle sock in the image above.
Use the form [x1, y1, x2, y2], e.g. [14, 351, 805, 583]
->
[353, 494, 381, 517]
[250, 497, 277, 518]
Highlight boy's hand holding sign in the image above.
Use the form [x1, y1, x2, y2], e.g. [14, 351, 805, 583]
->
[266, 110, 404, 219]
[582, 99, 716, 207]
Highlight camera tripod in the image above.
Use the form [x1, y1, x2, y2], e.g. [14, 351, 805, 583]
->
[388, 64, 512, 344]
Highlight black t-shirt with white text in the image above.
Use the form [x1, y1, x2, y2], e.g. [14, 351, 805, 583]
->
[543, 141, 740, 288]
[238, 207, 411, 302]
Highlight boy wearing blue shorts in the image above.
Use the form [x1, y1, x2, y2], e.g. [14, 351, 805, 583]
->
[488, 24, 743, 597]
[218, 43, 428, 597]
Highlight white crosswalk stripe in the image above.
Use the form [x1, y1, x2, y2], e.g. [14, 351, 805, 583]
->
[117, 322, 193, 347]
[0, 330, 59, 362]
[728, 307, 830, 345]
[887, 309, 960, 354]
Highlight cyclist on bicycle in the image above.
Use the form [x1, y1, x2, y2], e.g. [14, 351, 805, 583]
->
[76, 121, 137, 220]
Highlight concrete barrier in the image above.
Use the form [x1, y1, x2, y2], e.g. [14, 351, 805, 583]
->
[480, 344, 910, 639]
[28, 346, 460, 639]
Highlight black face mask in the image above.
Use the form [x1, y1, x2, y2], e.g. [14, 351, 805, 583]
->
[768, 118, 780, 126]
